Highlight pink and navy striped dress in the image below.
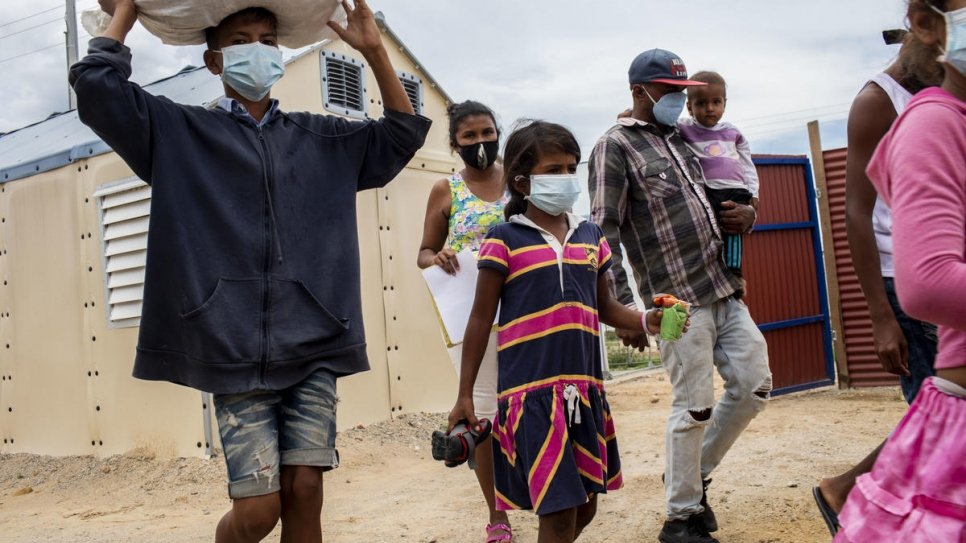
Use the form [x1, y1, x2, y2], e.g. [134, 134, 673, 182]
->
[477, 214, 623, 515]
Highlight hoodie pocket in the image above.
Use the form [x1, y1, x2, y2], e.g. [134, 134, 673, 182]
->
[268, 279, 350, 360]
[180, 278, 262, 363]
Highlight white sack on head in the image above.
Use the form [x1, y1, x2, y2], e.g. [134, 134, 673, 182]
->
[81, 0, 346, 48]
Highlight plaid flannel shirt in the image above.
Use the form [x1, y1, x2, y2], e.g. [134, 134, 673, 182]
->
[589, 118, 741, 308]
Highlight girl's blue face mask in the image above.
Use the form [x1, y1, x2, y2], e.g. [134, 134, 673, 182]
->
[641, 85, 686, 127]
[214, 42, 285, 102]
[525, 174, 582, 216]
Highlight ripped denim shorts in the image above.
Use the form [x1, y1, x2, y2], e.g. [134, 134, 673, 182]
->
[213, 369, 340, 499]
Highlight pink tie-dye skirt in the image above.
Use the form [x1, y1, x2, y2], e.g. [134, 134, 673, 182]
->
[835, 377, 966, 542]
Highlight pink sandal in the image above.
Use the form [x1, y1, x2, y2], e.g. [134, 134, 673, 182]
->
[485, 523, 513, 542]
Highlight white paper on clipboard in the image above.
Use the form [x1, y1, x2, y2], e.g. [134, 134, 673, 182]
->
[422, 249, 498, 347]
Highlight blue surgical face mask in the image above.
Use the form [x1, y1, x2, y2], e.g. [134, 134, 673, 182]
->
[525, 174, 582, 216]
[215, 42, 285, 102]
[642, 86, 686, 126]
[930, 3, 966, 75]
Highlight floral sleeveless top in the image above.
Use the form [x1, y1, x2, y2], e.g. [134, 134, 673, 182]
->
[447, 172, 510, 254]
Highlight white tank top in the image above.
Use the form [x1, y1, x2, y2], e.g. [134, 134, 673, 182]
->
[868, 73, 912, 278]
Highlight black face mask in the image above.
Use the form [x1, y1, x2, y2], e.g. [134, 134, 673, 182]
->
[458, 140, 499, 170]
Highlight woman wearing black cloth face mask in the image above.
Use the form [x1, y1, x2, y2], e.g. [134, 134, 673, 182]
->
[416, 100, 514, 543]
[418, 100, 504, 274]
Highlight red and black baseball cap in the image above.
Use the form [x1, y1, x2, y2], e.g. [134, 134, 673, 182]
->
[628, 49, 707, 86]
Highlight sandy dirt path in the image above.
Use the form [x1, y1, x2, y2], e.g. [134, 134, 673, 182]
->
[0, 372, 906, 542]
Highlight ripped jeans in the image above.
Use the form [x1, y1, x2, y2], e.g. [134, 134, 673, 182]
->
[660, 297, 772, 520]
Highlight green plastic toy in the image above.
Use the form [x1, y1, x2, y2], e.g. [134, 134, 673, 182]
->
[660, 302, 689, 341]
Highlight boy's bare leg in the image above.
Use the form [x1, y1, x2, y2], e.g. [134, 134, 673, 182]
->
[474, 436, 511, 529]
[818, 440, 885, 512]
[538, 507, 577, 543]
[279, 465, 325, 543]
[216, 493, 281, 543]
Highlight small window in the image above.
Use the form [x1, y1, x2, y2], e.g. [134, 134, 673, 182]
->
[321, 52, 367, 119]
[397, 71, 423, 115]
[94, 178, 150, 328]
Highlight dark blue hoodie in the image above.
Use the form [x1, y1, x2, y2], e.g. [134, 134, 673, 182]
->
[69, 38, 431, 394]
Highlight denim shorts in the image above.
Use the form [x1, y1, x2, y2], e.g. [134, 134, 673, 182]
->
[213, 369, 340, 499]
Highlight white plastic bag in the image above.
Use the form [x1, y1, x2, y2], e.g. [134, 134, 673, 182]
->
[81, 0, 346, 48]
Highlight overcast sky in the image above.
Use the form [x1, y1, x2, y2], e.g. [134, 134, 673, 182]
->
[0, 1, 910, 156]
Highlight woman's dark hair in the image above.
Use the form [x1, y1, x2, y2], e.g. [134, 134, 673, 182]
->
[501, 120, 581, 220]
[898, 0, 948, 93]
[205, 8, 278, 51]
[447, 100, 500, 148]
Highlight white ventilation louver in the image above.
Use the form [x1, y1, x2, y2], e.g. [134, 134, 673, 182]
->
[94, 178, 150, 328]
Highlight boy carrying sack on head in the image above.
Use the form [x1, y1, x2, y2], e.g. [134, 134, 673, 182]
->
[70, 1, 430, 541]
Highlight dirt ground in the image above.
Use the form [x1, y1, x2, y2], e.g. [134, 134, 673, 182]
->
[0, 371, 907, 543]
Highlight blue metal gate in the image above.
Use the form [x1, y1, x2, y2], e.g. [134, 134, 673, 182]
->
[744, 157, 835, 395]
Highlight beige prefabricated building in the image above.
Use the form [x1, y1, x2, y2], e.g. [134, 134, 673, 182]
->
[0, 15, 463, 458]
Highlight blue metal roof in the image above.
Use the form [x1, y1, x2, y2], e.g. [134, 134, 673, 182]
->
[0, 64, 224, 184]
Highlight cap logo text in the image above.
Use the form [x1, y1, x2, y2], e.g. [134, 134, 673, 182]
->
[669, 58, 687, 78]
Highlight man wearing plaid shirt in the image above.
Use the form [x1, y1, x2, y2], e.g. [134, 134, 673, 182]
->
[589, 49, 772, 543]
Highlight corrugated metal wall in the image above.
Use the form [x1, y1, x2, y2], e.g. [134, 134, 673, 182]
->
[822, 148, 898, 388]
[743, 157, 834, 394]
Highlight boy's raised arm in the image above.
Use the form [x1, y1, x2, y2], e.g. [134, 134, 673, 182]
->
[69, 0, 171, 183]
[324, 0, 431, 191]
[327, 0, 413, 116]
[99, 0, 138, 44]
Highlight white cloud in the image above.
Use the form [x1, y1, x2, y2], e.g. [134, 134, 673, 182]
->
[376, 0, 907, 155]
[1, 0, 911, 157]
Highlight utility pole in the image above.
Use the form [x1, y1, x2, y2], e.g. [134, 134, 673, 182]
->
[65, 0, 78, 110]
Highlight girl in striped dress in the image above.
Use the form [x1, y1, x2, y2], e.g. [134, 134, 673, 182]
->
[448, 120, 678, 543]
